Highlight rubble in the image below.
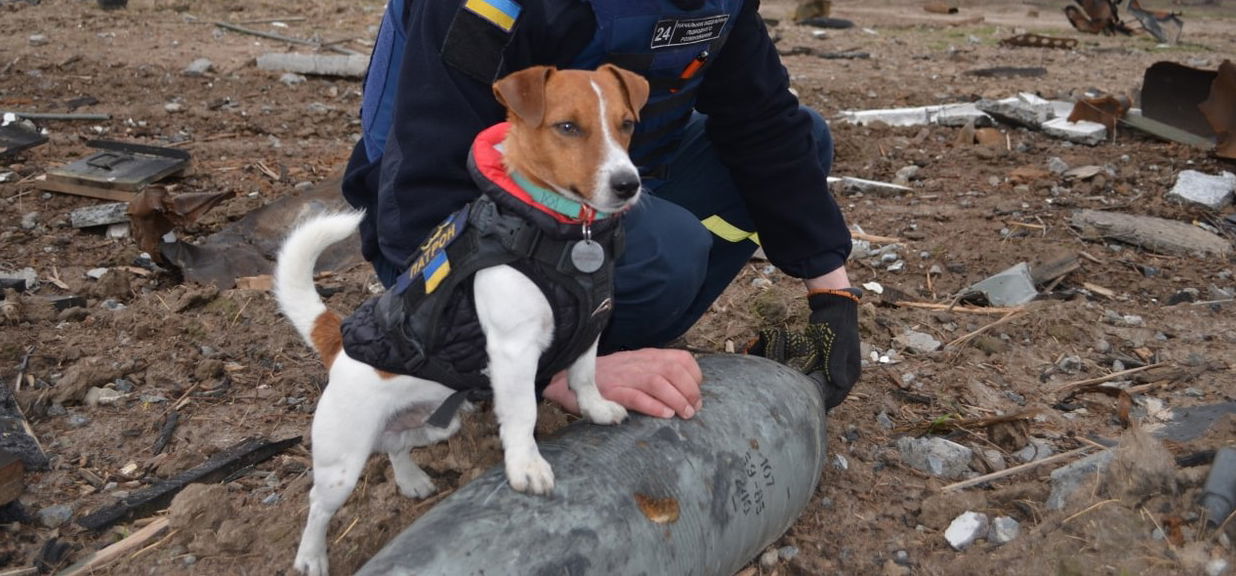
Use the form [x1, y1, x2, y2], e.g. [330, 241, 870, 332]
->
[894, 330, 942, 354]
[828, 176, 913, 196]
[976, 93, 1053, 129]
[1047, 450, 1115, 510]
[1041, 117, 1107, 146]
[988, 516, 1021, 545]
[944, 511, 989, 550]
[896, 436, 973, 479]
[966, 262, 1038, 307]
[183, 57, 213, 76]
[836, 103, 991, 127]
[1166, 170, 1235, 210]
[256, 53, 368, 78]
[69, 202, 129, 228]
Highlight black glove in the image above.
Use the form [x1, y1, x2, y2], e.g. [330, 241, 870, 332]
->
[746, 288, 862, 410]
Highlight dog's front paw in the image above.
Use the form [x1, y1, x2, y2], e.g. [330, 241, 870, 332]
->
[506, 451, 555, 494]
[294, 548, 328, 576]
[581, 399, 628, 426]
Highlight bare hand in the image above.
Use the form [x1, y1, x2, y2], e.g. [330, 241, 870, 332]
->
[543, 349, 703, 419]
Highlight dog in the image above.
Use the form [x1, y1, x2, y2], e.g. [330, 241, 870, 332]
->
[275, 64, 649, 576]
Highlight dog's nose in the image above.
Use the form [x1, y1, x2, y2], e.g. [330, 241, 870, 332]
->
[610, 172, 640, 200]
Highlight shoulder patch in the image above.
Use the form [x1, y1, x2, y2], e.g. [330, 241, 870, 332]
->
[396, 205, 471, 295]
[442, 0, 521, 83]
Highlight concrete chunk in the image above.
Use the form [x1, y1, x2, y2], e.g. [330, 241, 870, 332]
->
[1041, 117, 1107, 146]
[1047, 450, 1115, 510]
[988, 516, 1021, 545]
[976, 93, 1053, 128]
[256, 53, 368, 78]
[968, 262, 1038, 307]
[945, 511, 989, 550]
[837, 103, 993, 127]
[69, 202, 129, 228]
[1167, 170, 1236, 210]
[897, 436, 974, 479]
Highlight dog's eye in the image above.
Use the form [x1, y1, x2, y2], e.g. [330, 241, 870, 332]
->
[554, 122, 581, 137]
[619, 119, 636, 134]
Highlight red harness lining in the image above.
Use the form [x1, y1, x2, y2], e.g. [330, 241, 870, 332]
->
[472, 123, 588, 225]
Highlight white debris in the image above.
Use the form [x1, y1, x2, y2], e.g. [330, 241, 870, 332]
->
[1167, 170, 1236, 210]
[1041, 117, 1107, 146]
[988, 516, 1021, 545]
[862, 281, 884, 295]
[945, 511, 990, 550]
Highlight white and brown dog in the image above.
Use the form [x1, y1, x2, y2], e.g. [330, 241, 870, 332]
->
[275, 65, 649, 576]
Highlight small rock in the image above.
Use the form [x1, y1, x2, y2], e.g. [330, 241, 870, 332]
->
[261, 493, 281, 505]
[893, 165, 921, 186]
[894, 330, 942, 354]
[1167, 170, 1235, 210]
[877, 411, 895, 430]
[897, 436, 974, 479]
[1047, 157, 1070, 175]
[778, 546, 798, 561]
[1094, 339, 1112, 353]
[988, 516, 1020, 545]
[84, 387, 125, 407]
[66, 413, 91, 428]
[20, 212, 39, 230]
[1056, 355, 1083, 373]
[1048, 450, 1115, 510]
[981, 449, 1006, 472]
[759, 548, 779, 569]
[1207, 558, 1230, 576]
[164, 102, 184, 114]
[38, 505, 74, 528]
[944, 511, 989, 550]
[886, 260, 905, 272]
[280, 73, 307, 86]
[86, 267, 109, 280]
[183, 58, 213, 76]
[100, 299, 126, 311]
[1016, 440, 1055, 463]
[833, 454, 849, 471]
[29, 34, 49, 46]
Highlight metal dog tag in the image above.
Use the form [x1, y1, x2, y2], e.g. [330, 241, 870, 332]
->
[570, 240, 605, 273]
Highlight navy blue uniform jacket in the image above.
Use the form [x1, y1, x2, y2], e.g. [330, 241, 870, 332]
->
[343, 0, 851, 281]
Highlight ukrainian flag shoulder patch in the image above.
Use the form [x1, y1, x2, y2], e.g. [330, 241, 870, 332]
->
[464, 0, 521, 32]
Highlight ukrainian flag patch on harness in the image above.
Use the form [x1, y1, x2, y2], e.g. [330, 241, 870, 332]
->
[397, 205, 471, 296]
[464, 0, 521, 32]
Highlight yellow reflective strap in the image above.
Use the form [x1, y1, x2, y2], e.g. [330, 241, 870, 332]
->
[700, 215, 761, 246]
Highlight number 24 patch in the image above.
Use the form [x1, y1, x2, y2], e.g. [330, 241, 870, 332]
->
[650, 14, 728, 49]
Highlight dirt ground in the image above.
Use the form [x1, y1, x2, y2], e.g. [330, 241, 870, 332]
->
[1, 0, 1235, 574]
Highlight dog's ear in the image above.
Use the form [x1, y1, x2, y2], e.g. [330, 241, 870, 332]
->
[493, 66, 553, 128]
[599, 64, 650, 121]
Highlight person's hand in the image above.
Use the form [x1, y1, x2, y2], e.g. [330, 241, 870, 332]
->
[747, 288, 862, 409]
[543, 348, 703, 419]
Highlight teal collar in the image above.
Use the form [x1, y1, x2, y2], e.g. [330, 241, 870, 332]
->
[510, 171, 609, 221]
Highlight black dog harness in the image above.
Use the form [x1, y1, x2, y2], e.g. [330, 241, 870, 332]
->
[341, 123, 625, 426]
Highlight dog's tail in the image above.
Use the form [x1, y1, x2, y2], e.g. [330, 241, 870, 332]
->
[274, 210, 365, 363]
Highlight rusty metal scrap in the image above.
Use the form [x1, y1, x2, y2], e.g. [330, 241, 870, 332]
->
[1199, 60, 1236, 160]
[127, 188, 232, 258]
[1069, 94, 1131, 131]
[1126, 0, 1184, 44]
[999, 33, 1078, 50]
[1064, 0, 1135, 36]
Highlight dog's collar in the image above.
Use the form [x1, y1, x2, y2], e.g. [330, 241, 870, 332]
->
[472, 122, 612, 225]
[509, 171, 609, 222]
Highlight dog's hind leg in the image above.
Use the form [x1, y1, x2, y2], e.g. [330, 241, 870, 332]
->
[474, 265, 555, 494]
[566, 337, 628, 425]
[294, 442, 368, 576]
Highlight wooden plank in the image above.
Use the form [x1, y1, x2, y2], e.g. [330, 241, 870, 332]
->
[1071, 209, 1232, 258]
[58, 517, 171, 576]
[34, 175, 137, 203]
